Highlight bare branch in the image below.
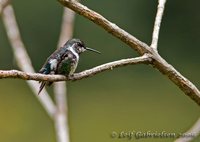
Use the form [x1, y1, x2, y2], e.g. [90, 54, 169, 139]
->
[57, 8, 75, 47]
[54, 8, 76, 142]
[71, 54, 151, 80]
[151, 52, 200, 105]
[1, 1, 200, 141]
[54, 82, 69, 142]
[58, 0, 151, 55]
[57, 0, 200, 106]
[0, 55, 151, 81]
[175, 118, 200, 142]
[1, 4, 56, 118]
[151, 0, 167, 49]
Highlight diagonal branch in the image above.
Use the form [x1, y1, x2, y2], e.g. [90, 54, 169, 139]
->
[151, 8, 200, 140]
[1, 4, 56, 118]
[151, 0, 167, 49]
[58, 0, 151, 55]
[0, 55, 151, 81]
[57, 0, 200, 106]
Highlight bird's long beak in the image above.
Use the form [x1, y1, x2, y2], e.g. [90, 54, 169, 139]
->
[86, 47, 101, 54]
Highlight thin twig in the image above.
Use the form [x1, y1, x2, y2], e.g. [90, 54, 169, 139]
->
[57, 0, 200, 106]
[175, 118, 200, 142]
[1, 4, 56, 118]
[0, 55, 151, 81]
[71, 54, 151, 80]
[151, 0, 167, 49]
[54, 8, 76, 142]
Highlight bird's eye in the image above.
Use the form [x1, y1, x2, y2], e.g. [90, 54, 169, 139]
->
[77, 43, 82, 46]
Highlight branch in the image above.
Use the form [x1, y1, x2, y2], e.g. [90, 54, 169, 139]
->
[54, 82, 69, 142]
[151, 52, 200, 105]
[71, 55, 151, 80]
[57, 0, 200, 106]
[151, 0, 167, 49]
[1, 4, 56, 118]
[175, 118, 200, 142]
[0, 55, 151, 81]
[57, 8, 75, 47]
[58, 0, 151, 55]
[54, 8, 76, 142]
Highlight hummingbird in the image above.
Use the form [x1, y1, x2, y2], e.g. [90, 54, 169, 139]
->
[38, 38, 100, 94]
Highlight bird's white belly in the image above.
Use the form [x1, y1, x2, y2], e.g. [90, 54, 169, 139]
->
[68, 46, 79, 75]
[69, 58, 79, 75]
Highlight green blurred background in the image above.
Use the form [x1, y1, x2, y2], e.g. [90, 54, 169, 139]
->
[0, 0, 200, 142]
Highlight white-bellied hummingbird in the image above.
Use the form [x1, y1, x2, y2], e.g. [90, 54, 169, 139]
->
[38, 38, 100, 94]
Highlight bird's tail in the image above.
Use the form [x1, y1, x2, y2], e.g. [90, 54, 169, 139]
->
[38, 81, 46, 95]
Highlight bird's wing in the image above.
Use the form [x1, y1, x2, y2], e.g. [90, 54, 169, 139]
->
[55, 50, 72, 75]
[39, 61, 51, 74]
[38, 48, 69, 94]
[39, 48, 68, 75]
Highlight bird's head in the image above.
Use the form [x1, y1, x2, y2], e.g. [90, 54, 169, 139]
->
[65, 38, 101, 54]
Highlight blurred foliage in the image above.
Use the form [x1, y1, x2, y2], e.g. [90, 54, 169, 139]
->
[0, 0, 200, 142]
